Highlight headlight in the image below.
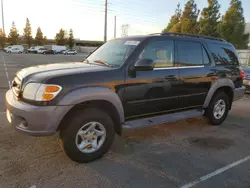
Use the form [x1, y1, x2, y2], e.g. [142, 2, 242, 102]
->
[22, 83, 62, 101]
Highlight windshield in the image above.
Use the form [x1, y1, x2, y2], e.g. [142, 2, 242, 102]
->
[86, 39, 140, 67]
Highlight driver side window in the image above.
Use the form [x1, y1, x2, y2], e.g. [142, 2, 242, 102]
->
[138, 39, 174, 68]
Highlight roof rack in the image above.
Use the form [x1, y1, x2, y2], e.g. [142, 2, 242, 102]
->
[149, 32, 226, 42]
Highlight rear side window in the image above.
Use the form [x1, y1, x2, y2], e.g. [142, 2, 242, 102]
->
[176, 41, 208, 66]
[209, 44, 239, 65]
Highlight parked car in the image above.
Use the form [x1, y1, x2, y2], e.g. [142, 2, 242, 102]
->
[242, 66, 250, 91]
[27, 46, 44, 54]
[57, 50, 66, 54]
[37, 48, 48, 54]
[43, 50, 56, 54]
[5, 33, 245, 163]
[45, 45, 67, 54]
[63, 49, 77, 55]
[4, 46, 13, 52]
[5, 45, 24, 53]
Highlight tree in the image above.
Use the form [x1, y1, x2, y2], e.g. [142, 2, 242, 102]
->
[218, 0, 249, 49]
[35, 27, 45, 45]
[0, 29, 6, 48]
[8, 21, 19, 45]
[180, 0, 199, 34]
[43, 36, 47, 44]
[198, 0, 221, 37]
[55, 29, 67, 45]
[162, 3, 182, 33]
[23, 18, 33, 47]
[68, 29, 74, 48]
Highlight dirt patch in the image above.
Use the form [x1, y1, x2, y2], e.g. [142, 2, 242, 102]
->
[188, 136, 234, 150]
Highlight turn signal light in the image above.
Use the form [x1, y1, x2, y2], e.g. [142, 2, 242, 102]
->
[45, 85, 61, 93]
[42, 93, 55, 100]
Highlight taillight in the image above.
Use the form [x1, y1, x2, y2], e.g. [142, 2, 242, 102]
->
[240, 69, 245, 80]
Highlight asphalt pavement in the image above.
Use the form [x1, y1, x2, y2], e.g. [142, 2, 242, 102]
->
[0, 52, 250, 188]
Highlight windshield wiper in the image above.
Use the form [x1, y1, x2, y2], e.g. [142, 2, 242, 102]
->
[93, 60, 113, 67]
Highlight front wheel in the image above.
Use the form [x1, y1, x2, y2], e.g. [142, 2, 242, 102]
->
[205, 92, 230, 125]
[60, 108, 115, 163]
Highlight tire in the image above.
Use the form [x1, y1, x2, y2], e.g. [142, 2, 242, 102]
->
[60, 108, 115, 163]
[205, 92, 230, 125]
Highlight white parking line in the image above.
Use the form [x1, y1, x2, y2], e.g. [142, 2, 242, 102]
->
[180, 155, 250, 188]
[2, 55, 11, 89]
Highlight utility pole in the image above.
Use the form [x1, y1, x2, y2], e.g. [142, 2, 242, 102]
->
[1, 0, 5, 35]
[114, 16, 116, 39]
[104, 0, 107, 42]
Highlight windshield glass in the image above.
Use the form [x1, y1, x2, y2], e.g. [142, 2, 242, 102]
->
[86, 39, 140, 67]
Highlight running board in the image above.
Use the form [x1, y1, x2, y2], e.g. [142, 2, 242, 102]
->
[122, 109, 204, 130]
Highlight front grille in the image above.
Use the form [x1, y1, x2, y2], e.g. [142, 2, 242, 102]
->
[12, 76, 22, 98]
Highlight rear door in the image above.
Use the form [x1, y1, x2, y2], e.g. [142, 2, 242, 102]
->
[176, 40, 214, 109]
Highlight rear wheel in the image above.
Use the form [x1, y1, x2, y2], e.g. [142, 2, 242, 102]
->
[205, 92, 230, 125]
[60, 108, 115, 163]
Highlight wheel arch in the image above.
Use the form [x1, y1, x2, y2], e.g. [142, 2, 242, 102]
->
[56, 87, 124, 135]
[203, 78, 234, 109]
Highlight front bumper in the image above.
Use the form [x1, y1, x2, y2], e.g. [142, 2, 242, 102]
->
[5, 90, 72, 136]
[233, 86, 246, 101]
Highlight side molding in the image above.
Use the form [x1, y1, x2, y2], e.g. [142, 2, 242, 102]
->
[203, 78, 235, 108]
[58, 87, 125, 123]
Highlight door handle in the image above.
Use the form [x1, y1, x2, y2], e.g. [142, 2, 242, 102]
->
[165, 76, 175, 80]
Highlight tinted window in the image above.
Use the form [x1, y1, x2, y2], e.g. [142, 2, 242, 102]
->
[138, 39, 174, 68]
[177, 41, 203, 66]
[202, 46, 210, 64]
[209, 44, 239, 65]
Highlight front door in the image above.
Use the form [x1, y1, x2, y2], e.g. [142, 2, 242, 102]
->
[124, 38, 181, 119]
[175, 40, 214, 108]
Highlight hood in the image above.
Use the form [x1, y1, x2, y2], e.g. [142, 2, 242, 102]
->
[16, 62, 112, 81]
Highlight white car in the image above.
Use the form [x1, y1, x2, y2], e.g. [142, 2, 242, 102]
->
[6, 46, 24, 53]
[63, 49, 77, 55]
[37, 48, 48, 54]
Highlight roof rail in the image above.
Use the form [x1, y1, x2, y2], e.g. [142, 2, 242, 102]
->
[150, 32, 226, 42]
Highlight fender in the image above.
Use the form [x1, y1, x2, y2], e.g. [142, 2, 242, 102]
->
[58, 87, 125, 123]
[203, 78, 235, 108]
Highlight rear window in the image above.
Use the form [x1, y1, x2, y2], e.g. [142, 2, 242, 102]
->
[209, 43, 239, 65]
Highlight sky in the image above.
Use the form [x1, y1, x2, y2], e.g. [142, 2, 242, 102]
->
[1, 0, 250, 41]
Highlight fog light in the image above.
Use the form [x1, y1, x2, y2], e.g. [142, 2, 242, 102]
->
[6, 110, 12, 123]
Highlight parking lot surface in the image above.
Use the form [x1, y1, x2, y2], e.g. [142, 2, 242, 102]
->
[0, 52, 250, 188]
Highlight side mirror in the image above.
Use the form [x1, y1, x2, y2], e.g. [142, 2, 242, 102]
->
[134, 59, 154, 71]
